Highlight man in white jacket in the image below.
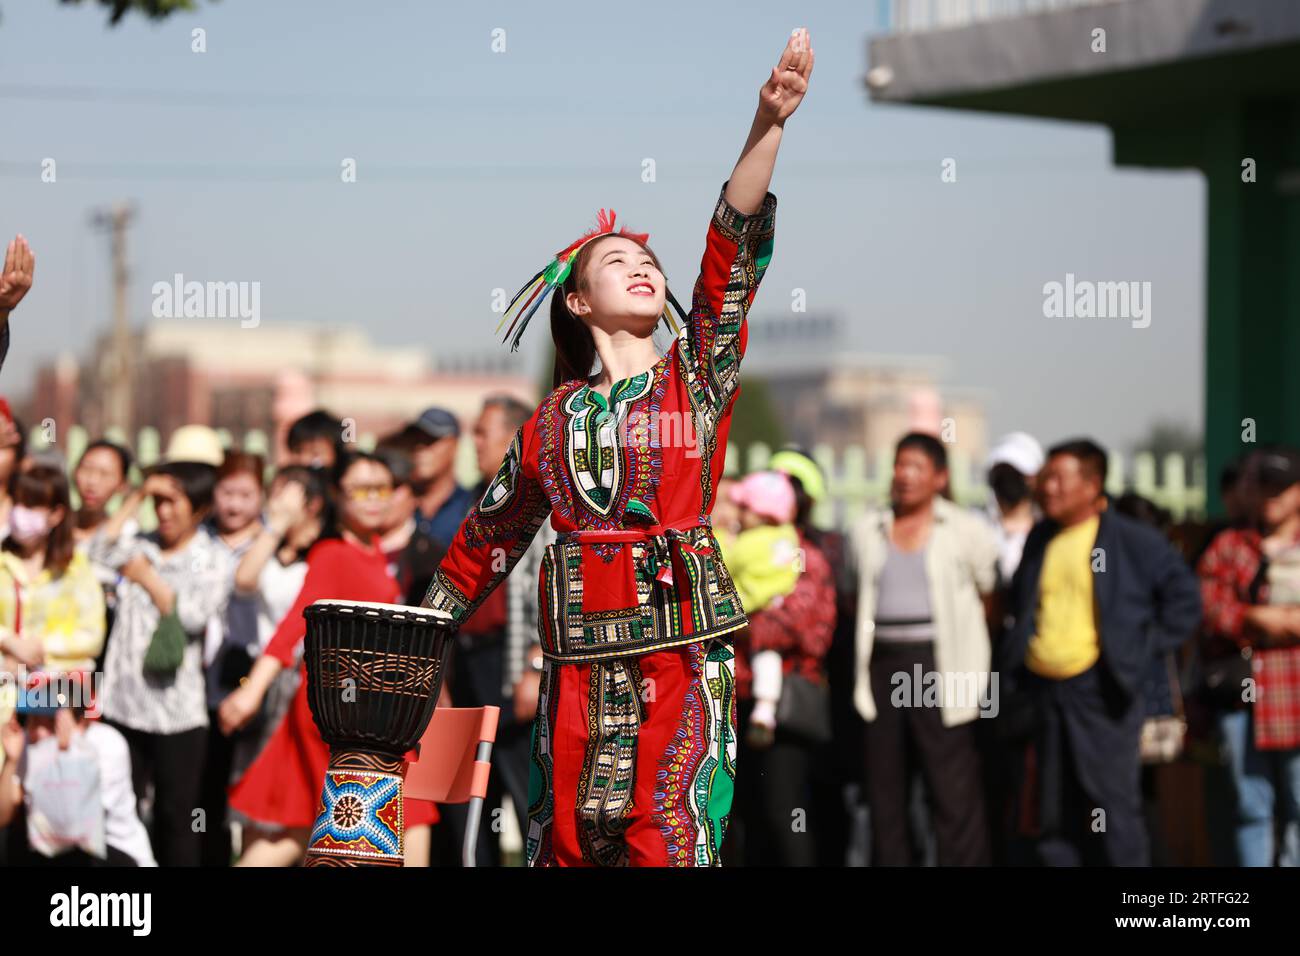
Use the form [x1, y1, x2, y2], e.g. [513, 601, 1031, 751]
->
[849, 432, 999, 866]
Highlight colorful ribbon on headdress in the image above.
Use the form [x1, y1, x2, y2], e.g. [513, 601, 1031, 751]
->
[495, 208, 686, 352]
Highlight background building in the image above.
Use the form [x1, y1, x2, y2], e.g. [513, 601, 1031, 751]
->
[28, 319, 536, 462]
[745, 314, 991, 477]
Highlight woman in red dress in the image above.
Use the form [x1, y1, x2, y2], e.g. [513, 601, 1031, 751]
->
[421, 30, 813, 867]
[219, 451, 438, 866]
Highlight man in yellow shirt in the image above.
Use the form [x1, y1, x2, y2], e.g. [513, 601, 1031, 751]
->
[1025, 513, 1101, 680]
[1001, 439, 1201, 866]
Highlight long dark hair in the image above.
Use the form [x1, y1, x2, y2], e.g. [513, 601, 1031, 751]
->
[5, 464, 76, 576]
[549, 234, 666, 390]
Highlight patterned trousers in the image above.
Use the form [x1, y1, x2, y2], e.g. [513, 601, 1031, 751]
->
[526, 639, 737, 866]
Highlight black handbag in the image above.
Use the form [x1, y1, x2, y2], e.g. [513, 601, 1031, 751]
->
[776, 671, 832, 743]
[1198, 555, 1265, 709]
[1200, 649, 1253, 709]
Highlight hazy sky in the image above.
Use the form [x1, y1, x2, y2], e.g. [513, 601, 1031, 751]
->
[1, 0, 1204, 454]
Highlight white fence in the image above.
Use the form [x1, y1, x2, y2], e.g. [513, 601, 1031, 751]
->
[724, 440, 1205, 529]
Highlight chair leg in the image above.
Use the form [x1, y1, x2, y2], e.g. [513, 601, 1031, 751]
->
[463, 796, 482, 868]
[461, 739, 496, 867]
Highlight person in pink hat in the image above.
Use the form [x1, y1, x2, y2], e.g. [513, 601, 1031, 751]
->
[720, 470, 802, 747]
[725, 471, 801, 609]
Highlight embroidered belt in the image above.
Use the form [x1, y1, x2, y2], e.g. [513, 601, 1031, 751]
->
[557, 520, 710, 584]
[540, 520, 747, 664]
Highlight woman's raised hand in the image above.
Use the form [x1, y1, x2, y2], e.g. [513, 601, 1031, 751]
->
[0, 235, 34, 315]
[1, 716, 24, 764]
[758, 27, 814, 126]
[267, 480, 307, 535]
[141, 473, 179, 499]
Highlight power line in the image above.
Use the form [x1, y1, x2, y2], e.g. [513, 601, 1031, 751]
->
[0, 82, 588, 110]
[0, 157, 1124, 183]
[0, 81, 822, 118]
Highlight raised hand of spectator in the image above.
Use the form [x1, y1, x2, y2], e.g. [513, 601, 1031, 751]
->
[97, 477, 159, 545]
[266, 479, 307, 535]
[0, 410, 19, 450]
[1, 716, 23, 765]
[0, 235, 34, 314]
[141, 472, 180, 499]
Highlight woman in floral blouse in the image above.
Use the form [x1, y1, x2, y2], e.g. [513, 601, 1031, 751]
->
[88, 462, 233, 867]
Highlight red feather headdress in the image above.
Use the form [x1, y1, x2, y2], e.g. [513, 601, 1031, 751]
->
[495, 208, 685, 351]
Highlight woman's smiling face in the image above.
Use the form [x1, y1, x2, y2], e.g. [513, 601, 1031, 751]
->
[565, 236, 665, 332]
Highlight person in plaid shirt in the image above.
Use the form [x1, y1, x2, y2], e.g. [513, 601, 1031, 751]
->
[1197, 447, 1300, 866]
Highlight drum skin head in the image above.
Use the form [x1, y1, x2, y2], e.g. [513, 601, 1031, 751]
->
[309, 598, 443, 620]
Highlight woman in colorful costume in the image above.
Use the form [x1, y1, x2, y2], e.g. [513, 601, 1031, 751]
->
[422, 29, 813, 867]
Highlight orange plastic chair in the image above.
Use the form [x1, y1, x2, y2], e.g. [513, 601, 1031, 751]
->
[405, 705, 500, 868]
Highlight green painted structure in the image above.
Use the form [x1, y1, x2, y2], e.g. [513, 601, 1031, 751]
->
[867, 0, 1300, 514]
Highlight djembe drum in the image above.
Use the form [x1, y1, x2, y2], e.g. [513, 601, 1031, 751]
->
[301, 599, 454, 867]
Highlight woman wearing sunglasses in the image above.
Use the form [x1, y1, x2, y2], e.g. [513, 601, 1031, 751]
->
[219, 450, 438, 866]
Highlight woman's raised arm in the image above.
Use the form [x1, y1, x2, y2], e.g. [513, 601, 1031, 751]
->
[680, 30, 813, 411]
[723, 28, 813, 215]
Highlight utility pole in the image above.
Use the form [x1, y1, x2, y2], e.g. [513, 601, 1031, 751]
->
[89, 202, 135, 433]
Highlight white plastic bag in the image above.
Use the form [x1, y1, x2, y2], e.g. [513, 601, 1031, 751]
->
[23, 733, 107, 860]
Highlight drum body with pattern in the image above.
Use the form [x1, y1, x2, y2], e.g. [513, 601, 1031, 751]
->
[301, 600, 453, 867]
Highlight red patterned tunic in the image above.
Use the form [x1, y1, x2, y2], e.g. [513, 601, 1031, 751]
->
[422, 181, 776, 866]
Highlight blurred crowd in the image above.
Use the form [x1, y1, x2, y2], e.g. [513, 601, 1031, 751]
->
[0, 395, 533, 866]
[1, 389, 1299, 868]
[718, 434, 1300, 868]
